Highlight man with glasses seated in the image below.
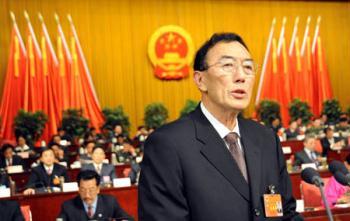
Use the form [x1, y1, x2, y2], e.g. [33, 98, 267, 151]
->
[57, 170, 133, 221]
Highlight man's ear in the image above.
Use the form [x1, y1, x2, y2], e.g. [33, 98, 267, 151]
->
[194, 71, 208, 92]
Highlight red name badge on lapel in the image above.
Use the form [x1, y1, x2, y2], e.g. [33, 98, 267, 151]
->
[263, 185, 283, 217]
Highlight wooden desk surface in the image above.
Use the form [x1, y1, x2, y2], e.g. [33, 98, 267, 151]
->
[7, 186, 138, 221]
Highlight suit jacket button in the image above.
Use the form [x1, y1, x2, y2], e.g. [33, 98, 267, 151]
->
[254, 209, 260, 216]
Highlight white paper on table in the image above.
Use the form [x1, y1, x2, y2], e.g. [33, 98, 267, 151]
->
[62, 182, 79, 192]
[282, 146, 292, 154]
[113, 178, 131, 188]
[7, 165, 23, 174]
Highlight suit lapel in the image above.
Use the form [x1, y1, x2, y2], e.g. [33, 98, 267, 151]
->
[39, 164, 50, 186]
[239, 118, 262, 207]
[75, 197, 90, 219]
[191, 107, 250, 201]
[93, 196, 104, 220]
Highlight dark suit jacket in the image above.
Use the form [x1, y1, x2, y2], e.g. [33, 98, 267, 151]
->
[81, 163, 117, 182]
[57, 194, 133, 221]
[0, 155, 24, 169]
[321, 137, 342, 157]
[26, 163, 69, 189]
[0, 200, 24, 221]
[294, 149, 321, 167]
[138, 106, 302, 221]
[0, 172, 10, 187]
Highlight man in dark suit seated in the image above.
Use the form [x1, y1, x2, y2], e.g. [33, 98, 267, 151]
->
[0, 143, 24, 169]
[321, 127, 344, 157]
[294, 135, 321, 167]
[81, 146, 116, 185]
[23, 148, 69, 195]
[0, 200, 24, 221]
[57, 170, 133, 221]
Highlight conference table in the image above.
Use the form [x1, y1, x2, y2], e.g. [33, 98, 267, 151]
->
[5, 185, 350, 221]
[7, 186, 138, 221]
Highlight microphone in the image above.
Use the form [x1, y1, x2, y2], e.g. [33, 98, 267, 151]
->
[328, 160, 350, 186]
[301, 167, 334, 221]
[329, 160, 349, 175]
[334, 171, 350, 186]
[301, 167, 324, 187]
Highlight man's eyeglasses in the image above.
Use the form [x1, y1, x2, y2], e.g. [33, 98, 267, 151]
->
[204, 58, 259, 76]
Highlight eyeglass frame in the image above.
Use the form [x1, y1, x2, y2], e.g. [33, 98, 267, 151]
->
[202, 56, 259, 76]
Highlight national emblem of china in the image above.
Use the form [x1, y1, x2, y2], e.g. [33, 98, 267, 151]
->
[148, 25, 194, 80]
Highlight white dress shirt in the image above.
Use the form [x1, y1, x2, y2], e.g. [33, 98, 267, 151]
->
[200, 103, 243, 151]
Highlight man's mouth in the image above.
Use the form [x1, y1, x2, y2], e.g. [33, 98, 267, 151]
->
[230, 89, 246, 99]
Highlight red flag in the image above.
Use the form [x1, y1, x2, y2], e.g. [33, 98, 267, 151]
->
[0, 16, 27, 140]
[300, 17, 315, 115]
[276, 37, 292, 126]
[259, 37, 279, 102]
[256, 18, 278, 104]
[312, 17, 333, 116]
[56, 19, 71, 111]
[257, 18, 291, 126]
[289, 17, 308, 102]
[40, 15, 60, 142]
[68, 15, 104, 131]
[23, 14, 42, 113]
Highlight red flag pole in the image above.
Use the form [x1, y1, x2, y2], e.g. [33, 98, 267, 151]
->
[67, 14, 101, 109]
[255, 17, 276, 105]
[289, 17, 299, 56]
[312, 16, 321, 54]
[301, 16, 311, 56]
[277, 17, 287, 56]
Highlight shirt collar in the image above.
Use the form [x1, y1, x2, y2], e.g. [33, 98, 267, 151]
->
[93, 163, 102, 168]
[83, 196, 98, 212]
[44, 164, 53, 171]
[200, 102, 241, 139]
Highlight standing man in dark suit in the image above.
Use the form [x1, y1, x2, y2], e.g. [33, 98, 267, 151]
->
[81, 146, 116, 184]
[0, 144, 24, 169]
[23, 148, 69, 195]
[294, 135, 321, 167]
[57, 170, 133, 221]
[0, 200, 24, 221]
[138, 33, 302, 221]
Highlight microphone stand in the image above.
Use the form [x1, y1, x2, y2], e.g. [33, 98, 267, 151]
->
[315, 179, 334, 221]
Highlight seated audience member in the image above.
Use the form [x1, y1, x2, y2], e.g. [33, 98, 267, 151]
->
[97, 126, 113, 144]
[57, 170, 133, 220]
[81, 146, 116, 184]
[132, 125, 148, 149]
[336, 117, 350, 144]
[49, 142, 69, 166]
[116, 143, 137, 163]
[113, 124, 123, 137]
[0, 200, 24, 221]
[324, 154, 350, 207]
[23, 148, 69, 195]
[285, 121, 300, 140]
[78, 141, 95, 165]
[320, 114, 329, 126]
[270, 117, 282, 135]
[294, 135, 321, 167]
[58, 127, 73, 144]
[14, 136, 33, 157]
[0, 144, 24, 169]
[321, 127, 344, 157]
